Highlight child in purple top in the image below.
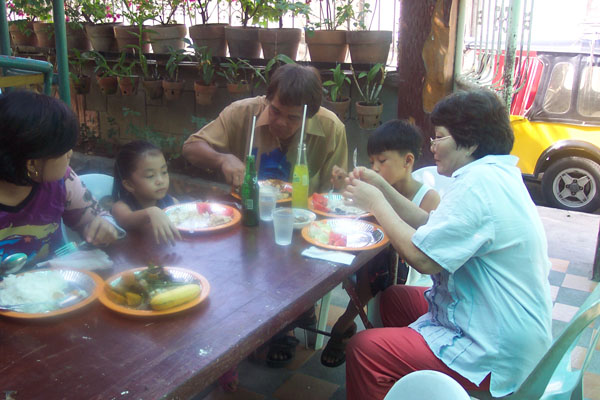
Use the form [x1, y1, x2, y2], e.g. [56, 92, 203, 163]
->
[0, 91, 120, 267]
[111, 141, 181, 245]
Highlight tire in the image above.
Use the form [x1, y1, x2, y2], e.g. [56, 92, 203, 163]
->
[541, 156, 600, 213]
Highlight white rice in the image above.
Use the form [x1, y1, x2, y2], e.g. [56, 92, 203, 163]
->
[0, 271, 68, 312]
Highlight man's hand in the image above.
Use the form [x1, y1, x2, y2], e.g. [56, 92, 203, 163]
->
[220, 154, 246, 188]
[84, 216, 119, 246]
[330, 165, 348, 191]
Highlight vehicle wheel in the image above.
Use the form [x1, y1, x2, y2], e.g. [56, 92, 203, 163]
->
[541, 157, 600, 213]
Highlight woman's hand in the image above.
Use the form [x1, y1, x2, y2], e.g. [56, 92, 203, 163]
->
[83, 216, 120, 247]
[146, 207, 182, 246]
[343, 175, 386, 214]
[330, 165, 348, 191]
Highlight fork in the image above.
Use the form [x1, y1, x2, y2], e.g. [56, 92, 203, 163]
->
[352, 147, 358, 170]
[54, 241, 88, 257]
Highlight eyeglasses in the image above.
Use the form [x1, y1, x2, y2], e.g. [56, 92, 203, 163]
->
[429, 136, 452, 147]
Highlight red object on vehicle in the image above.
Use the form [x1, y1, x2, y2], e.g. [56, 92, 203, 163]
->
[312, 193, 330, 212]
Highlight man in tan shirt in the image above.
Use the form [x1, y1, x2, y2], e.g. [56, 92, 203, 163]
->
[182, 64, 348, 193]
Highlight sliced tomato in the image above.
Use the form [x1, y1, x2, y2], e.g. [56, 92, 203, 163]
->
[329, 231, 347, 247]
[221, 207, 234, 217]
[196, 202, 211, 214]
[312, 193, 330, 212]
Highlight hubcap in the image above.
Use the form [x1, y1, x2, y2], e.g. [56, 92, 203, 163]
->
[552, 167, 596, 209]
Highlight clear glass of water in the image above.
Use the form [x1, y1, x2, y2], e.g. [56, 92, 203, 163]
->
[272, 208, 294, 245]
[259, 186, 278, 221]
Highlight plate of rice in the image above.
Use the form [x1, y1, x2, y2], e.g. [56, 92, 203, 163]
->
[164, 202, 241, 233]
[0, 269, 103, 319]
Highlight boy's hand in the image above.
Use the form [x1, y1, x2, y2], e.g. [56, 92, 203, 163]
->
[146, 207, 182, 246]
[349, 167, 386, 190]
[330, 165, 348, 191]
[84, 216, 119, 246]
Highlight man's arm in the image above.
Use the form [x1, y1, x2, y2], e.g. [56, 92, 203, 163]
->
[182, 140, 245, 186]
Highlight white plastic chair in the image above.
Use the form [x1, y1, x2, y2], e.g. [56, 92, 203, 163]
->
[412, 166, 455, 198]
[384, 370, 471, 400]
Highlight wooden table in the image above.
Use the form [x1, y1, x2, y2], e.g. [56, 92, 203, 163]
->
[0, 218, 386, 399]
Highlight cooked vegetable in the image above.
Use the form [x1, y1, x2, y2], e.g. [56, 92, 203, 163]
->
[150, 284, 202, 310]
[125, 292, 142, 307]
[105, 288, 126, 305]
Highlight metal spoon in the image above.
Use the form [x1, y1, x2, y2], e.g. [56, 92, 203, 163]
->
[1, 253, 27, 275]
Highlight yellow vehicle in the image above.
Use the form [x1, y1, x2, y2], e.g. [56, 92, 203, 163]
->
[510, 44, 600, 212]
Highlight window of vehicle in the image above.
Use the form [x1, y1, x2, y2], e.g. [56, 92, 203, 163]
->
[543, 62, 574, 113]
[577, 60, 600, 117]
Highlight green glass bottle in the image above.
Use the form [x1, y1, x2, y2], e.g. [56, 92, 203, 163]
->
[241, 155, 259, 226]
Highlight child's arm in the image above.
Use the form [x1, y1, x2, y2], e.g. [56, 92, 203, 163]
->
[112, 201, 181, 245]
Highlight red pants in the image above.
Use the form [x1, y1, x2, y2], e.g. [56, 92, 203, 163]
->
[345, 285, 490, 400]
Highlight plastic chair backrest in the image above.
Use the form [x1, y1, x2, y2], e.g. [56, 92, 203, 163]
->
[412, 166, 454, 197]
[79, 173, 114, 201]
[469, 283, 600, 400]
[383, 370, 471, 400]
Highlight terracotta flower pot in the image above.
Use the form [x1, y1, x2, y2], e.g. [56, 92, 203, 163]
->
[9, 20, 37, 47]
[142, 78, 163, 100]
[96, 75, 118, 95]
[118, 76, 139, 96]
[346, 31, 393, 65]
[226, 82, 251, 98]
[148, 24, 188, 54]
[86, 22, 121, 53]
[71, 75, 91, 95]
[225, 26, 261, 59]
[194, 82, 218, 105]
[66, 23, 91, 51]
[162, 80, 185, 101]
[323, 97, 351, 121]
[355, 101, 383, 130]
[189, 23, 228, 57]
[258, 28, 301, 60]
[305, 30, 348, 63]
[114, 25, 150, 53]
[33, 22, 55, 48]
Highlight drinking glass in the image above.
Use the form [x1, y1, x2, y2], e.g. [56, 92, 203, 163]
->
[259, 186, 278, 221]
[272, 208, 294, 246]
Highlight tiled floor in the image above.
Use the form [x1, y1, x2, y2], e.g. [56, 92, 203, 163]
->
[194, 207, 600, 400]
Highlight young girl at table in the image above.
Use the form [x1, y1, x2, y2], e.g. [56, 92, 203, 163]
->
[322, 119, 440, 368]
[0, 91, 120, 267]
[111, 140, 182, 245]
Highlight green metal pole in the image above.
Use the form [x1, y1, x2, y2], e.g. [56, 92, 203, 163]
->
[52, 0, 70, 104]
[0, 55, 54, 94]
[0, 0, 12, 56]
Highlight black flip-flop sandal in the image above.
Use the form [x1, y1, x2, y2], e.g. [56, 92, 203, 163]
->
[320, 322, 357, 368]
[266, 336, 300, 368]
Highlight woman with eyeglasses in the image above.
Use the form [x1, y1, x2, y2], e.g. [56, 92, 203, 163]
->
[342, 89, 552, 400]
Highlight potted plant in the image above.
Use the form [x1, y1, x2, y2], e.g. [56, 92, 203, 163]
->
[258, 0, 310, 60]
[345, 2, 392, 65]
[163, 46, 189, 101]
[186, 39, 217, 105]
[351, 63, 386, 129]
[224, 0, 268, 59]
[114, 0, 156, 53]
[69, 48, 93, 95]
[305, 0, 354, 63]
[6, 2, 37, 47]
[218, 57, 252, 97]
[25, 0, 54, 48]
[322, 63, 351, 120]
[114, 51, 139, 96]
[63, 0, 92, 51]
[129, 28, 162, 100]
[79, 0, 123, 53]
[148, 0, 188, 54]
[187, 0, 228, 58]
[90, 50, 118, 95]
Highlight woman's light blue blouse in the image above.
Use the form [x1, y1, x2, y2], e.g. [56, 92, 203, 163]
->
[411, 155, 552, 397]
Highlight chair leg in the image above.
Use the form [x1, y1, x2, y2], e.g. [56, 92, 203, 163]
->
[314, 289, 333, 350]
[343, 278, 373, 329]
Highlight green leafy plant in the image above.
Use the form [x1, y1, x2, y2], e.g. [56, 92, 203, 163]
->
[306, 0, 354, 31]
[323, 63, 350, 102]
[183, 0, 217, 25]
[9, 0, 53, 22]
[226, 0, 268, 27]
[113, 51, 138, 82]
[89, 50, 116, 78]
[153, 0, 184, 25]
[351, 63, 387, 106]
[218, 58, 251, 85]
[126, 29, 160, 81]
[261, 0, 311, 29]
[165, 46, 190, 82]
[68, 48, 93, 83]
[238, 54, 296, 89]
[185, 38, 215, 86]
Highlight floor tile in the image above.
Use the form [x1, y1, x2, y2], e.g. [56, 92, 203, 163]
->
[572, 345, 588, 369]
[584, 372, 600, 400]
[553, 303, 580, 322]
[550, 285, 559, 301]
[562, 274, 598, 292]
[273, 373, 339, 400]
[201, 386, 265, 400]
[549, 270, 566, 286]
[326, 305, 346, 328]
[286, 344, 317, 370]
[550, 257, 570, 272]
[556, 287, 594, 307]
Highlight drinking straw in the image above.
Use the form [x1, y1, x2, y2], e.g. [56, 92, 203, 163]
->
[248, 115, 257, 157]
[297, 104, 308, 160]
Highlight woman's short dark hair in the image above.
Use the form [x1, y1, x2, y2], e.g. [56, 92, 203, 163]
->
[113, 140, 162, 200]
[266, 64, 322, 117]
[430, 89, 514, 158]
[0, 91, 79, 185]
[367, 119, 423, 161]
